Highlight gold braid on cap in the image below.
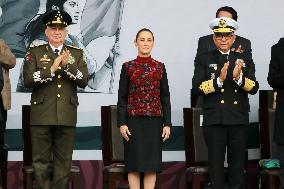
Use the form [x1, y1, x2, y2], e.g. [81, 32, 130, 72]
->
[243, 77, 255, 92]
[47, 14, 67, 26]
[199, 79, 215, 94]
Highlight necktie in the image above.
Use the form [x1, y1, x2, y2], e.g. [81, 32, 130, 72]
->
[54, 49, 59, 56]
[222, 54, 229, 61]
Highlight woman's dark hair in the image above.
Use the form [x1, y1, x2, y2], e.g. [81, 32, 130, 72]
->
[216, 6, 238, 21]
[135, 28, 154, 41]
[22, 0, 68, 46]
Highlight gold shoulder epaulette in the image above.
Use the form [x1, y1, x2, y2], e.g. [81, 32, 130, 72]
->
[66, 45, 82, 50]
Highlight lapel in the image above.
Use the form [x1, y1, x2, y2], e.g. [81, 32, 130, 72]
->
[206, 50, 222, 74]
[213, 49, 225, 68]
[227, 51, 235, 73]
[46, 44, 57, 60]
[62, 44, 68, 54]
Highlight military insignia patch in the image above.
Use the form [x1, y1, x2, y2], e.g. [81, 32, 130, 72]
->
[219, 19, 228, 28]
[68, 55, 75, 64]
[40, 54, 51, 62]
[25, 51, 32, 62]
[209, 64, 217, 70]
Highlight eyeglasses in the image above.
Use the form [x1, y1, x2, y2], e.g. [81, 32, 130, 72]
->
[214, 33, 234, 40]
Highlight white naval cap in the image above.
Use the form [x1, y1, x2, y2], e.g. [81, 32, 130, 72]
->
[209, 17, 239, 33]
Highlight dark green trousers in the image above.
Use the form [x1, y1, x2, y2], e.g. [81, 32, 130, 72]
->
[31, 125, 75, 189]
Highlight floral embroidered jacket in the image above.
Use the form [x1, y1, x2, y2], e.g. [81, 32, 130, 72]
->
[117, 56, 171, 127]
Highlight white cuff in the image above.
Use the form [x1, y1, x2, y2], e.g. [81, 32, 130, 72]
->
[51, 71, 55, 77]
[217, 77, 223, 88]
[234, 75, 243, 86]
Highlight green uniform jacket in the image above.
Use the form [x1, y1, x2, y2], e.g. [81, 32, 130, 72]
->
[23, 44, 88, 126]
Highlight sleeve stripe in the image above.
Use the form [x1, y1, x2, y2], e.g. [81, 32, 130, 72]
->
[243, 77, 255, 92]
[33, 71, 52, 83]
[199, 79, 215, 94]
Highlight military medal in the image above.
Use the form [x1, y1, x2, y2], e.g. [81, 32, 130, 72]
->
[236, 59, 245, 67]
[25, 51, 32, 62]
[68, 55, 75, 64]
[40, 54, 51, 62]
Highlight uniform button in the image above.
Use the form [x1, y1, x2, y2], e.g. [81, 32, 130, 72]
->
[33, 102, 37, 105]
[234, 101, 238, 105]
[57, 94, 61, 98]
[58, 84, 61, 88]
[235, 90, 238, 93]
[221, 89, 224, 92]
[43, 67, 46, 70]
[58, 75, 61, 79]
[58, 66, 62, 70]
[221, 100, 224, 104]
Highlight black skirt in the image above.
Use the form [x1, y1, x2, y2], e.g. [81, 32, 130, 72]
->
[124, 116, 163, 172]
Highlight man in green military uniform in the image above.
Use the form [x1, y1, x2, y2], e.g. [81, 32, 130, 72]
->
[23, 10, 88, 189]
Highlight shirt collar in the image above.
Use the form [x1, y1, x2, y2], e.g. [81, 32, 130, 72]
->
[219, 50, 230, 55]
[49, 43, 63, 53]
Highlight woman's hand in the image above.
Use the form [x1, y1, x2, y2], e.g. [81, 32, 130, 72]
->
[119, 125, 131, 141]
[162, 126, 171, 142]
